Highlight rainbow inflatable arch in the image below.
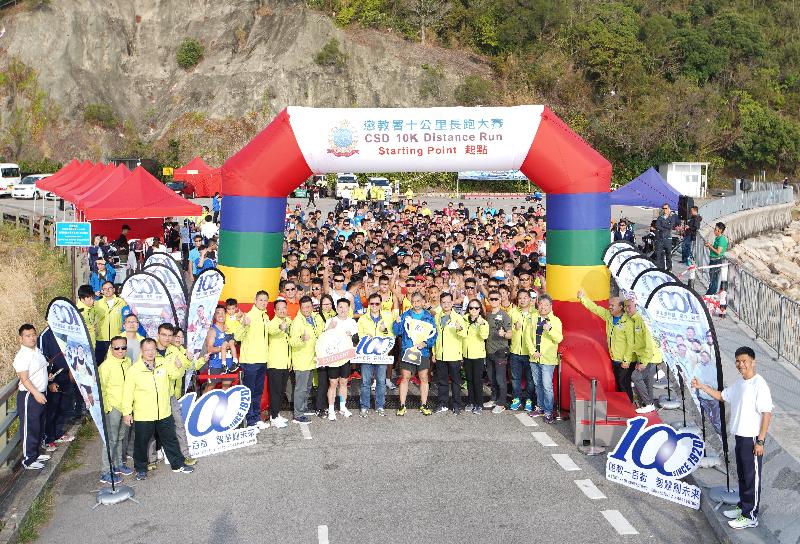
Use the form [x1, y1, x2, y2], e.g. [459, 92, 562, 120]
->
[218, 105, 615, 403]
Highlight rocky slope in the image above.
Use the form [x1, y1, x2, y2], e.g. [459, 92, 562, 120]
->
[727, 207, 800, 300]
[0, 0, 489, 164]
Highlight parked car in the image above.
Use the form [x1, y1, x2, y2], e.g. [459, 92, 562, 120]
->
[12, 174, 52, 199]
[366, 176, 392, 200]
[335, 173, 358, 199]
[165, 180, 196, 198]
[0, 163, 21, 197]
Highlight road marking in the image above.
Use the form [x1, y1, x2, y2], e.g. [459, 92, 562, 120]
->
[601, 510, 638, 535]
[575, 479, 607, 499]
[300, 425, 313, 440]
[531, 431, 557, 447]
[551, 453, 581, 471]
[514, 412, 538, 427]
[318, 525, 329, 544]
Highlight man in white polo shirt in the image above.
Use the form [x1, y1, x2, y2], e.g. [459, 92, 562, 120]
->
[692, 346, 773, 530]
[13, 324, 51, 470]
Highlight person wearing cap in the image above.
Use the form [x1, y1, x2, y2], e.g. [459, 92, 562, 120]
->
[89, 259, 117, 297]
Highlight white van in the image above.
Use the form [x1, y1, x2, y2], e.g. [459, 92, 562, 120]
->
[335, 173, 358, 199]
[0, 163, 21, 196]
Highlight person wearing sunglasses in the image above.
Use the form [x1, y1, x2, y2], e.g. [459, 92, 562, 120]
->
[98, 336, 133, 484]
[508, 290, 535, 413]
[462, 299, 490, 413]
[654, 202, 678, 271]
[432, 292, 468, 414]
[392, 291, 438, 416]
[484, 291, 512, 414]
[357, 293, 395, 416]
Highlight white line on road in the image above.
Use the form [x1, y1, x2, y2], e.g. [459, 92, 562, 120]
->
[601, 510, 638, 535]
[318, 525, 329, 544]
[514, 412, 538, 427]
[531, 431, 557, 447]
[551, 453, 581, 471]
[575, 479, 607, 500]
[300, 425, 313, 440]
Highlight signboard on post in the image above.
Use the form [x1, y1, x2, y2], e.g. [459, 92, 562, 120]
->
[162, 167, 174, 176]
[606, 417, 704, 509]
[55, 222, 92, 247]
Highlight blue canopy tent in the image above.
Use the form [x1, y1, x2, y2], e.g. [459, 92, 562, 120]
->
[610, 167, 681, 209]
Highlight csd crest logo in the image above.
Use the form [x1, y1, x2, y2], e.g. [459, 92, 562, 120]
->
[327, 120, 359, 157]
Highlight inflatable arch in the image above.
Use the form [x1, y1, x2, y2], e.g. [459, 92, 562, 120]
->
[219, 105, 615, 403]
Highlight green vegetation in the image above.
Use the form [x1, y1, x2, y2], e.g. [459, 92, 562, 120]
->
[314, 38, 347, 70]
[16, 484, 53, 544]
[60, 421, 96, 472]
[418, 63, 446, 101]
[307, 0, 800, 182]
[176, 38, 204, 70]
[83, 103, 118, 130]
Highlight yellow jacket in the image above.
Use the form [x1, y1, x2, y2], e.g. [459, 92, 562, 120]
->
[98, 354, 131, 413]
[267, 316, 293, 369]
[234, 306, 270, 364]
[77, 300, 98, 348]
[578, 296, 633, 364]
[121, 356, 183, 421]
[433, 309, 468, 362]
[160, 344, 199, 398]
[289, 313, 325, 371]
[357, 311, 395, 338]
[94, 295, 126, 342]
[525, 313, 563, 365]
[462, 317, 489, 359]
[509, 306, 534, 356]
[628, 313, 660, 365]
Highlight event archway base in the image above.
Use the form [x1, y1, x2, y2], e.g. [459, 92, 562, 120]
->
[219, 106, 614, 406]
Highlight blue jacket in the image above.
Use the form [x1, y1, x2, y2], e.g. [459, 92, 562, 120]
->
[393, 309, 437, 358]
[89, 266, 116, 294]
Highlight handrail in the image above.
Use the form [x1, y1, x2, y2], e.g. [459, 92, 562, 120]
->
[0, 377, 21, 470]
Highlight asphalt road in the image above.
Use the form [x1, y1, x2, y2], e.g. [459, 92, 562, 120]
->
[36, 408, 714, 544]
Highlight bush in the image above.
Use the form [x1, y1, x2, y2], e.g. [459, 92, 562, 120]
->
[454, 75, 494, 106]
[314, 38, 347, 70]
[176, 38, 204, 70]
[83, 103, 118, 129]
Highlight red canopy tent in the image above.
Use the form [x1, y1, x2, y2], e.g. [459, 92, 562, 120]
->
[36, 160, 94, 193]
[73, 164, 131, 210]
[173, 156, 221, 197]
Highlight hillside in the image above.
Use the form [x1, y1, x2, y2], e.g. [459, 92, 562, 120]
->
[0, 0, 798, 184]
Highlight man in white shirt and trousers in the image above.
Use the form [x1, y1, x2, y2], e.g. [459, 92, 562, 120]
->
[13, 324, 51, 470]
[692, 346, 773, 530]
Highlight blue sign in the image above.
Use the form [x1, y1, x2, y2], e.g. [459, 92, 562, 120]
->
[55, 222, 92, 247]
[606, 417, 704, 509]
[178, 385, 258, 458]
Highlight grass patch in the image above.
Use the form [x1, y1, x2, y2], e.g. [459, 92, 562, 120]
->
[15, 483, 53, 544]
[60, 421, 96, 473]
[0, 223, 70, 386]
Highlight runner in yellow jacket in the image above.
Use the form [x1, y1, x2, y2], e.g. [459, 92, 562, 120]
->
[266, 299, 293, 427]
[525, 294, 563, 422]
[288, 297, 325, 423]
[93, 281, 126, 362]
[233, 291, 271, 428]
[624, 299, 660, 413]
[98, 335, 132, 482]
[432, 292, 468, 413]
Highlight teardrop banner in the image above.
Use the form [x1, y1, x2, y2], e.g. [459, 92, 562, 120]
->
[143, 263, 188, 330]
[120, 272, 178, 339]
[144, 253, 187, 293]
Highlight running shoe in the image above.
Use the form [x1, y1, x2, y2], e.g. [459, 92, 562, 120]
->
[172, 465, 194, 474]
[44, 442, 58, 452]
[729, 516, 758, 529]
[509, 398, 522, 411]
[723, 507, 742, 519]
[147, 462, 158, 471]
[472, 406, 483, 414]
[544, 414, 555, 424]
[55, 434, 75, 443]
[482, 400, 496, 409]
[397, 405, 407, 416]
[271, 417, 288, 428]
[386, 378, 397, 390]
[36, 454, 51, 462]
[464, 404, 474, 412]
[136, 471, 147, 481]
[492, 405, 506, 414]
[635, 404, 656, 414]
[524, 399, 533, 412]
[435, 406, 449, 414]
[256, 420, 271, 430]
[530, 408, 545, 418]
[340, 407, 353, 418]
[99, 472, 123, 485]
[293, 415, 310, 424]
[115, 464, 134, 476]
[184, 457, 198, 466]
[420, 403, 432, 416]
[328, 409, 336, 421]
[377, 408, 386, 417]
[360, 409, 368, 417]
[23, 461, 44, 470]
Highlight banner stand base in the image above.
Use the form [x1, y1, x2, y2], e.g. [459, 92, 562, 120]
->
[95, 485, 136, 507]
[699, 453, 721, 469]
[677, 424, 701, 435]
[659, 397, 681, 410]
[708, 486, 739, 505]
[654, 378, 668, 390]
[578, 444, 606, 456]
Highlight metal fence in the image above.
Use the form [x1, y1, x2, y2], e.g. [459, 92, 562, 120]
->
[0, 378, 20, 471]
[693, 186, 799, 367]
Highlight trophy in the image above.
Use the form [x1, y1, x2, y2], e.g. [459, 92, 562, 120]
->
[402, 318, 437, 364]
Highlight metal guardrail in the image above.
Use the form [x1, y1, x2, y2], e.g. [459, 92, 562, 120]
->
[0, 378, 21, 471]
[692, 186, 799, 367]
[0, 210, 56, 247]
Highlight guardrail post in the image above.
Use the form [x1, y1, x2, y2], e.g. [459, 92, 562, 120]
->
[777, 297, 785, 361]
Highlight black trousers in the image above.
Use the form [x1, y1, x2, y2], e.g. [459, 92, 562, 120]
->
[44, 390, 71, 443]
[18, 390, 45, 465]
[654, 237, 672, 270]
[735, 435, 763, 520]
[612, 361, 635, 402]
[486, 350, 508, 406]
[436, 360, 462, 409]
[315, 366, 330, 411]
[133, 417, 184, 473]
[267, 368, 290, 418]
[463, 358, 485, 407]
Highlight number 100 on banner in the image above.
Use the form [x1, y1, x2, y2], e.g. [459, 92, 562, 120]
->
[352, 336, 395, 365]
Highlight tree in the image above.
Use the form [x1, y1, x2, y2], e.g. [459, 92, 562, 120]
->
[404, 0, 450, 44]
